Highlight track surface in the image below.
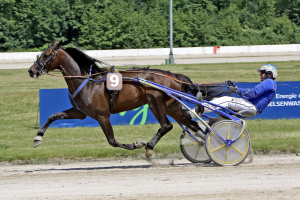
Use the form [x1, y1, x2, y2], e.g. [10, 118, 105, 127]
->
[1, 154, 300, 200]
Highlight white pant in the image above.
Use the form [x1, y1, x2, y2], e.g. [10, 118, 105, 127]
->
[191, 96, 257, 119]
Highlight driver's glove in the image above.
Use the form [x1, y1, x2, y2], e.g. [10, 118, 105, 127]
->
[228, 86, 237, 93]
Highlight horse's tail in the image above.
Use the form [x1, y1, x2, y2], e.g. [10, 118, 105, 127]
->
[176, 73, 230, 101]
[198, 83, 230, 101]
[175, 73, 198, 96]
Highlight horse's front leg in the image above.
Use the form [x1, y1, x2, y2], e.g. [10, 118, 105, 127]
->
[97, 115, 138, 150]
[34, 107, 86, 148]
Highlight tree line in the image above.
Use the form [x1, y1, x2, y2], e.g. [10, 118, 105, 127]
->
[1, 0, 300, 52]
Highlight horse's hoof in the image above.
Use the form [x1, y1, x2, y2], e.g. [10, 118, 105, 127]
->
[145, 150, 155, 159]
[135, 140, 146, 149]
[33, 136, 43, 148]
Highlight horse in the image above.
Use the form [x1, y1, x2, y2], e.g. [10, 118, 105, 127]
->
[28, 41, 210, 158]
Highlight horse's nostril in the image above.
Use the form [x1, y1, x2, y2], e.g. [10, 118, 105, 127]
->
[28, 69, 33, 73]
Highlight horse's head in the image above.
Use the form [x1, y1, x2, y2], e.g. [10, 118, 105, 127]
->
[28, 41, 61, 78]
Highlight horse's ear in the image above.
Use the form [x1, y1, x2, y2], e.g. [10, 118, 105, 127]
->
[53, 41, 61, 49]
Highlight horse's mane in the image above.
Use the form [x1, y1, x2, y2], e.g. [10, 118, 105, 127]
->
[62, 47, 107, 75]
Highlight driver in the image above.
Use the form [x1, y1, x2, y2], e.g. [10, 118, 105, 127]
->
[189, 64, 277, 119]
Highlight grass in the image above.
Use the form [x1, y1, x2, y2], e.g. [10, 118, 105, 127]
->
[247, 119, 300, 154]
[1, 61, 300, 163]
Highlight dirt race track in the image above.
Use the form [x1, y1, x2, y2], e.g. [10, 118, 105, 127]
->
[1, 154, 300, 200]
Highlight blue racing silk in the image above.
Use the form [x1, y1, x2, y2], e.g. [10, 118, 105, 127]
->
[236, 79, 277, 114]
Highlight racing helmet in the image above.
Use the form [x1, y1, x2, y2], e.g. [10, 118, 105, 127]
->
[257, 64, 278, 79]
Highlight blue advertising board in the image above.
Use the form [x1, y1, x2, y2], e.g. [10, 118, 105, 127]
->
[40, 81, 300, 128]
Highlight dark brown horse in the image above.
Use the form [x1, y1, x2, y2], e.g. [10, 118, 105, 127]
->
[28, 41, 203, 157]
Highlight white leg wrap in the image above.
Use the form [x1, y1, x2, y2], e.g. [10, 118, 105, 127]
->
[33, 136, 43, 148]
[135, 140, 146, 149]
[34, 136, 42, 141]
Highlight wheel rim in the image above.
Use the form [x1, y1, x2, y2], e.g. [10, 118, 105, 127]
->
[181, 131, 210, 163]
[206, 121, 250, 165]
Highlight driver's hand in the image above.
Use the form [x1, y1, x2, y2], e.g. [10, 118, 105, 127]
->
[228, 86, 237, 93]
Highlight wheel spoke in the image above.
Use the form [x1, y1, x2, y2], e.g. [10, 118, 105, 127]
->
[226, 147, 229, 163]
[184, 141, 200, 146]
[227, 124, 230, 139]
[231, 145, 244, 155]
[211, 144, 226, 152]
[194, 145, 201, 159]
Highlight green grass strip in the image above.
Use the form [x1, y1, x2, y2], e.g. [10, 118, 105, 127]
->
[1, 61, 300, 162]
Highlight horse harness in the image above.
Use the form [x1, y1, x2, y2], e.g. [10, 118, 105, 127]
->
[107, 66, 118, 113]
[68, 66, 107, 113]
[35, 45, 201, 114]
[66, 65, 120, 114]
[45, 63, 198, 114]
[35, 45, 59, 75]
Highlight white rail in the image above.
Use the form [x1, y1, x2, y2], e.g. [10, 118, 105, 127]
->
[0, 44, 300, 60]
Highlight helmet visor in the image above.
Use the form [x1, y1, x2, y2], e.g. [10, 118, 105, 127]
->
[257, 69, 266, 74]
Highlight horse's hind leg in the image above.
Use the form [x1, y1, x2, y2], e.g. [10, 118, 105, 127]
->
[145, 94, 173, 155]
[34, 107, 86, 148]
[166, 101, 206, 139]
[97, 115, 137, 150]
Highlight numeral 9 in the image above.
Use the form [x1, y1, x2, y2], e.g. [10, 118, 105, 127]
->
[110, 75, 119, 87]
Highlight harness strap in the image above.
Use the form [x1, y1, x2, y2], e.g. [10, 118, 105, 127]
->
[107, 66, 118, 113]
[68, 66, 105, 112]
[69, 78, 90, 99]
[35, 45, 58, 74]
[68, 67, 93, 112]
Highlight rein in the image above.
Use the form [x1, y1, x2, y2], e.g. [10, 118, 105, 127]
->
[45, 67, 222, 95]
[45, 69, 107, 79]
[44, 68, 193, 84]
[119, 70, 192, 85]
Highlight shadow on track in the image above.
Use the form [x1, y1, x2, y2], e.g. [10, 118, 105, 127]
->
[5, 161, 216, 173]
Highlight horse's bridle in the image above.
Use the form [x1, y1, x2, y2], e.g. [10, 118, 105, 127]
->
[34, 45, 59, 75]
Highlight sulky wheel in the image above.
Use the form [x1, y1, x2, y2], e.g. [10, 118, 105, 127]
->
[205, 120, 251, 166]
[180, 130, 211, 163]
